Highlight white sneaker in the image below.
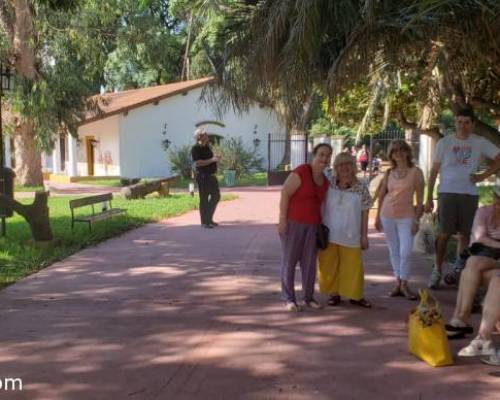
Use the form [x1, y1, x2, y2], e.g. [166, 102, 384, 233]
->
[304, 299, 323, 310]
[458, 337, 495, 357]
[285, 301, 302, 312]
[428, 267, 442, 290]
[481, 349, 500, 366]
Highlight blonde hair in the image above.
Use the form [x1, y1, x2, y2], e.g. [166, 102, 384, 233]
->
[333, 153, 358, 183]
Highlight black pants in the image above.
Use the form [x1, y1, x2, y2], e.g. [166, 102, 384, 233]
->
[196, 174, 220, 225]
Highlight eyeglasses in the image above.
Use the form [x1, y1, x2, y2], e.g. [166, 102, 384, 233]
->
[391, 147, 407, 153]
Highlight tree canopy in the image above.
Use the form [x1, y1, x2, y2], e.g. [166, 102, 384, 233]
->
[216, 0, 500, 141]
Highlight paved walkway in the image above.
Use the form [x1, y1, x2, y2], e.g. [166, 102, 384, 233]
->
[0, 188, 498, 399]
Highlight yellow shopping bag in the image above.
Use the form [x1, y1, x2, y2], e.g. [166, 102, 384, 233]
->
[408, 289, 454, 367]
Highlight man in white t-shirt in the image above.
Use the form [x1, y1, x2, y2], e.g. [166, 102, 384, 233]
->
[425, 108, 500, 289]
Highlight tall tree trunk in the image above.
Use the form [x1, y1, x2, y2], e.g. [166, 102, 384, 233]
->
[14, 120, 43, 186]
[181, 11, 193, 81]
[12, 0, 37, 80]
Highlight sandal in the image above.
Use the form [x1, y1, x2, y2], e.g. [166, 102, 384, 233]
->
[350, 298, 372, 308]
[388, 287, 402, 297]
[400, 287, 418, 301]
[327, 295, 342, 306]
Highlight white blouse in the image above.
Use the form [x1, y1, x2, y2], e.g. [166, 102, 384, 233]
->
[322, 181, 371, 248]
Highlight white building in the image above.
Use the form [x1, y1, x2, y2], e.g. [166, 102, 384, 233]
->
[44, 77, 284, 180]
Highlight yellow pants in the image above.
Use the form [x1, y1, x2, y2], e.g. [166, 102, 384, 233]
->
[317, 243, 364, 301]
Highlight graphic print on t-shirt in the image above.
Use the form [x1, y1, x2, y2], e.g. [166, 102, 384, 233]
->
[452, 145, 472, 165]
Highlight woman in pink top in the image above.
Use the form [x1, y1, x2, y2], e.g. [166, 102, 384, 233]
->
[375, 140, 425, 300]
[445, 188, 500, 344]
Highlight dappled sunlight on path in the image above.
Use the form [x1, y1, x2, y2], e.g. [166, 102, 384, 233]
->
[0, 187, 498, 399]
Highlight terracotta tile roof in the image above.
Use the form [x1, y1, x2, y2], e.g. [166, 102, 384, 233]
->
[80, 76, 215, 126]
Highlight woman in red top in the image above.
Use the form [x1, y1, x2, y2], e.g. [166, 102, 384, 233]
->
[278, 143, 333, 311]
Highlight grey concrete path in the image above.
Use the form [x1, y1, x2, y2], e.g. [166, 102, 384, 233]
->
[0, 187, 498, 400]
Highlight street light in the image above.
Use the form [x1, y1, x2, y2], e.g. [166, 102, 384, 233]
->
[0, 62, 14, 236]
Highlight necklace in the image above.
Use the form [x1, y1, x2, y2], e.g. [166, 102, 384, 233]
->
[393, 168, 409, 179]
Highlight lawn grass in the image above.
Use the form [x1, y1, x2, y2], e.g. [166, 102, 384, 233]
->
[171, 171, 267, 189]
[478, 185, 494, 205]
[75, 178, 123, 187]
[14, 184, 44, 192]
[0, 193, 236, 288]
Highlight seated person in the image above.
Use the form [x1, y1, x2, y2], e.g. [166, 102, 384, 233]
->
[446, 187, 500, 338]
[457, 273, 500, 363]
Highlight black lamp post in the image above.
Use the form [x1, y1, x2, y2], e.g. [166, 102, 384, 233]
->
[0, 62, 14, 236]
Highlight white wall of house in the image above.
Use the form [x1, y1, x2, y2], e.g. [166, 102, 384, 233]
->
[118, 86, 284, 178]
[78, 116, 121, 176]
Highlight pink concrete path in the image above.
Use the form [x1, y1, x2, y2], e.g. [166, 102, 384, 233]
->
[0, 187, 498, 399]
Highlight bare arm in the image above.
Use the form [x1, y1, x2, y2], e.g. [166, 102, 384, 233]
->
[476, 236, 500, 249]
[415, 167, 425, 220]
[376, 172, 389, 219]
[374, 171, 389, 231]
[278, 173, 301, 234]
[471, 209, 500, 248]
[425, 162, 440, 212]
[472, 153, 500, 183]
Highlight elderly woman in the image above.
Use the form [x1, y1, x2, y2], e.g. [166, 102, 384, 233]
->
[318, 153, 372, 308]
[375, 140, 425, 300]
[446, 187, 500, 340]
[278, 143, 333, 312]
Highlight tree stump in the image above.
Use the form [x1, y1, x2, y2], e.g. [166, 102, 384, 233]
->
[0, 191, 53, 241]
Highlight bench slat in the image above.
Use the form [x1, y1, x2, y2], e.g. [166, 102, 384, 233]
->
[74, 208, 126, 223]
[70, 193, 113, 209]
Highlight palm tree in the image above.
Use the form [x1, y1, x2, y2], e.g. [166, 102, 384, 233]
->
[216, 0, 500, 142]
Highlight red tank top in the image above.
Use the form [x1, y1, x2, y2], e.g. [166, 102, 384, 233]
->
[287, 164, 329, 224]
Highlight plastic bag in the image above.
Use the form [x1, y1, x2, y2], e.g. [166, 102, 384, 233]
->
[413, 213, 435, 254]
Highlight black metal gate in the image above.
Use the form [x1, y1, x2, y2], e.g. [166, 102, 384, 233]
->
[267, 132, 309, 185]
[361, 128, 420, 180]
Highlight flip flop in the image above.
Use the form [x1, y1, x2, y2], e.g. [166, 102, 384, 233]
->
[388, 287, 403, 297]
[400, 288, 418, 301]
[447, 331, 466, 340]
[327, 295, 342, 306]
[350, 298, 372, 308]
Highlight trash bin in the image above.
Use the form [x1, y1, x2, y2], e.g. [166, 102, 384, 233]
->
[223, 170, 236, 187]
[0, 167, 15, 218]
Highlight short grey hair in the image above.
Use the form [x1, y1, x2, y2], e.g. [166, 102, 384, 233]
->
[194, 128, 206, 139]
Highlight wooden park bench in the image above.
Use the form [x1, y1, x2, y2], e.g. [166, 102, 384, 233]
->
[69, 193, 126, 231]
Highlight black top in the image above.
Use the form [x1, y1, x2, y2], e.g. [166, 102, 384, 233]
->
[191, 144, 217, 174]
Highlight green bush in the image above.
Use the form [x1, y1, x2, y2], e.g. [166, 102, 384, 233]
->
[214, 137, 263, 180]
[167, 145, 193, 179]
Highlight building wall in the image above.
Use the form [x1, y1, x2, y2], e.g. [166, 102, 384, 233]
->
[118, 86, 284, 178]
[77, 116, 121, 176]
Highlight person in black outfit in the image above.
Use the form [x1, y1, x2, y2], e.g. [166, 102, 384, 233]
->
[191, 128, 221, 228]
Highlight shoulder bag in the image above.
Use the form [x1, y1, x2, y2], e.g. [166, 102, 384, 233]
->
[308, 165, 329, 250]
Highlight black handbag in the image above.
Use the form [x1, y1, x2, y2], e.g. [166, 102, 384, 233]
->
[469, 242, 500, 260]
[316, 223, 330, 250]
[307, 165, 329, 250]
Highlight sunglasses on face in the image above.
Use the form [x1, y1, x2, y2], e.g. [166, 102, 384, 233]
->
[392, 147, 407, 153]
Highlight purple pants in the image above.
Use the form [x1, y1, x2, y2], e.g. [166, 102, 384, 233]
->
[280, 220, 318, 303]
